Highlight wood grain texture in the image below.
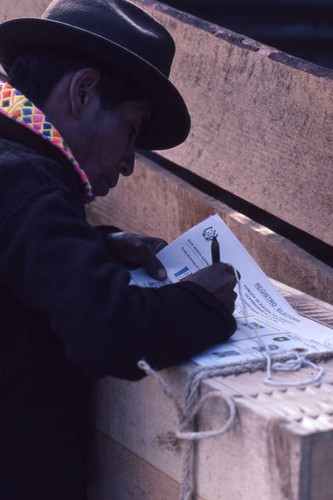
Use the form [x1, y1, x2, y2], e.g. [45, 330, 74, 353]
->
[91, 357, 333, 499]
[310, 434, 333, 500]
[273, 280, 333, 328]
[132, 0, 333, 246]
[0, 0, 48, 21]
[87, 431, 190, 500]
[87, 153, 333, 304]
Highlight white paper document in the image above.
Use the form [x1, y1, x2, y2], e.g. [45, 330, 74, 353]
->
[129, 215, 333, 367]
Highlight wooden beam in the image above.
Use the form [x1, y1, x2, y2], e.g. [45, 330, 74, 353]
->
[0, 0, 48, 21]
[87, 153, 333, 304]
[310, 434, 333, 500]
[132, 0, 333, 246]
[87, 431, 190, 500]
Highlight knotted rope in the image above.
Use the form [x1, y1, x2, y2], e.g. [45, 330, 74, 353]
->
[138, 359, 237, 500]
[138, 350, 333, 499]
[138, 269, 332, 499]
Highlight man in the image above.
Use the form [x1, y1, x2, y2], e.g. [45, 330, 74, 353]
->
[0, 0, 237, 498]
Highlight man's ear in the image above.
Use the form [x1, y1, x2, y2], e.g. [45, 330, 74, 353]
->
[69, 68, 101, 120]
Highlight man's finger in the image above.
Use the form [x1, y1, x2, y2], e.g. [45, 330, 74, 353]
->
[143, 237, 168, 255]
[136, 245, 167, 281]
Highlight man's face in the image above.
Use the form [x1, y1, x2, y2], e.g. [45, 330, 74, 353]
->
[77, 99, 151, 196]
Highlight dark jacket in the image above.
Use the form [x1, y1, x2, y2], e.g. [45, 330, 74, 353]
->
[0, 114, 236, 499]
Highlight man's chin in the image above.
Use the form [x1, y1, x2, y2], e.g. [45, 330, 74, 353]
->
[94, 184, 110, 197]
[96, 179, 118, 196]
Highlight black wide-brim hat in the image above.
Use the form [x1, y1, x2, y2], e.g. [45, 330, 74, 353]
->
[0, 0, 190, 150]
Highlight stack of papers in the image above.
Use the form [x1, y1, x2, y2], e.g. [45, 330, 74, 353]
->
[130, 215, 333, 367]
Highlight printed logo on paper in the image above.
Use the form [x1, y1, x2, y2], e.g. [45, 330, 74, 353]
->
[202, 226, 218, 241]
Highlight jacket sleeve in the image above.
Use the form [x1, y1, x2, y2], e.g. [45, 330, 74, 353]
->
[0, 185, 236, 380]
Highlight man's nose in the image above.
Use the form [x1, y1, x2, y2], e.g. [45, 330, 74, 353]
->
[119, 150, 135, 177]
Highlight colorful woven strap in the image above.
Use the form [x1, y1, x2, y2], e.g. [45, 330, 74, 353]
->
[0, 81, 94, 203]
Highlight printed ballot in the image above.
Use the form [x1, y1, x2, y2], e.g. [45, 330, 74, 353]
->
[129, 214, 333, 367]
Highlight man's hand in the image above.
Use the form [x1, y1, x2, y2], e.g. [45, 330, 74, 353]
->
[104, 231, 168, 280]
[186, 263, 237, 313]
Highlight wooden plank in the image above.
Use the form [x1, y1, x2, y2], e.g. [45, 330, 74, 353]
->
[87, 431, 190, 500]
[87, 153, 333, 304]
[91, 356, 333, 500]
[0, 0, 48, 21]
[132, 0, 333, 246]
[310, 433, 333, 500]
[273, 280, 333, 329]
[91, 367, 189, 491]
[196, 377, 311, 500]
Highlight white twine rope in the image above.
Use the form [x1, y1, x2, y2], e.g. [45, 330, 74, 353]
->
[234, 266, 325, 387]
[138, 267, 330, 499]
[138, 359, 237, 500]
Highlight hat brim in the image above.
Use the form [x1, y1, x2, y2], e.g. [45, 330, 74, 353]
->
[0, 18, 190, 150]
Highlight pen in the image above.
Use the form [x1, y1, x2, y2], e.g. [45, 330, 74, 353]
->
[211, 235, 220, 263]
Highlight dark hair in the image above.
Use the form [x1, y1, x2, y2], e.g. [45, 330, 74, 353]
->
[7, 49, 149, 110]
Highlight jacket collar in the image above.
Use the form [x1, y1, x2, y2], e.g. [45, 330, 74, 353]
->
[0, 80, 94, 203]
